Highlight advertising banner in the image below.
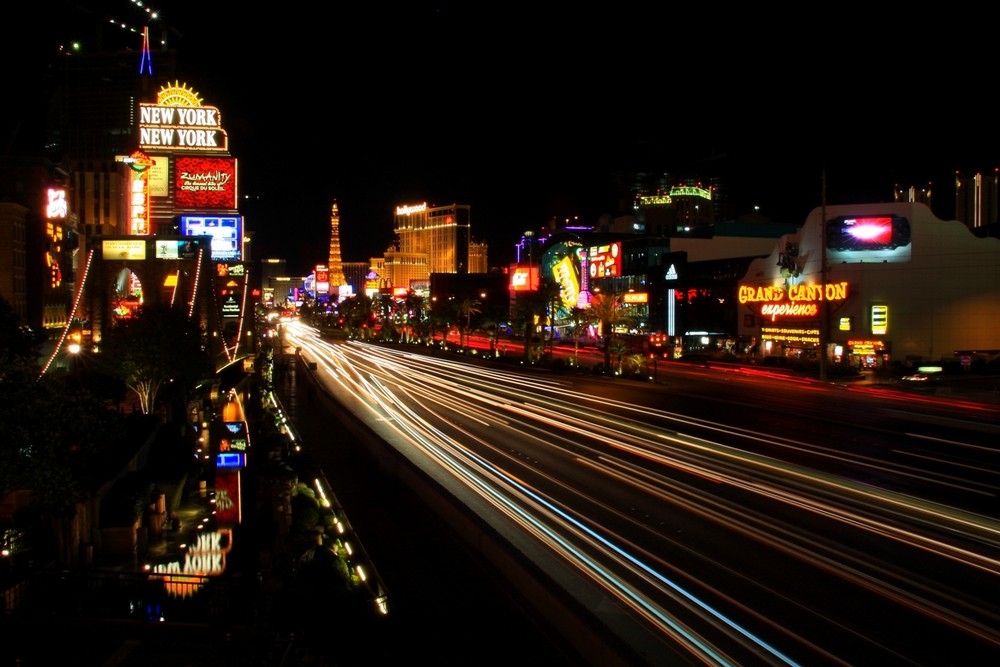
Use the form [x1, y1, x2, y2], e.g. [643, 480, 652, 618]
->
[175, 156, 237, 209]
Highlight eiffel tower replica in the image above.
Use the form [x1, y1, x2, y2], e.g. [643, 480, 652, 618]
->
[327, 200, 348, 290]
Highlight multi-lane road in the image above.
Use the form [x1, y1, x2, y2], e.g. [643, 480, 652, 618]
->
[282, 321, 1000, 666]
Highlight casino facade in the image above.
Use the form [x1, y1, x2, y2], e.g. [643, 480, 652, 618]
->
[736, 202, 1000, 370]
[65, 81, 253, 371]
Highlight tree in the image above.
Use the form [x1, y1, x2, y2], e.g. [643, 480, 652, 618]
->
[426, 309, 452, 347]
[454, 298, 481, 350]
[475, 311, 503, 358]
[623, 352, 645, 376]
[100, 303, 213, 415]
[338, 294, 375, 339]
[0, 297, 128, 563]
[511, 280, 561, 364]
[400, 292, 425, 343]
[511, 292, 541, 364]
[0, 296, 47, 374]
[372, 293, 397, 341]
[587, 292, 624, 371]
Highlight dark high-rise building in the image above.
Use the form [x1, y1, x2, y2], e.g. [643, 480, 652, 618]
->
[954, 171, 1000, 231]
[47, 23, 179, 239]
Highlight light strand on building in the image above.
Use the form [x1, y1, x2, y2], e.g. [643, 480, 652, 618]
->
[39, 248, 95, 378]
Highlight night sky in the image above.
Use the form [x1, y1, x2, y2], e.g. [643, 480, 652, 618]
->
[8, 2, 1000, 275]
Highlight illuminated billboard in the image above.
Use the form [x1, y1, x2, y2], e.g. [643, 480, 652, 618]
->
[138, 83, 228, 152]
[219, 421, 248, 452]
[214, 470, 241, 526]
[510, 265, 540, 292]
[174, 156, 237, 209]
[44, 188, 67, 289]
[738, 281, 849, 322]
[541, 240, 583, 319]
[102, 239, 147, 261]
[623, 292, 648, 304]
[155, 239, 201, 259]
[180, 216, 243, 261]
[148, 155, 170, 197]
[45, 187, 67, 220]
[315, 266, 330, 295]
[826, 215, 912, 263]
[589, 242, 621, 278]
[871, 304, 888, 335]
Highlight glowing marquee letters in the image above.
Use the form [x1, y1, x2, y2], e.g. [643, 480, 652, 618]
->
[739, 281, 849, 322]
[396, 202, 428, 216]
[137, 83, 228, 151]
[129, 172, 149, 235]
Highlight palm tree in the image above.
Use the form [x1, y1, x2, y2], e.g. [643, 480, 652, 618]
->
[511, 287, 553, 364]
[607, 338, 628, 375]
[587, 291, 625, 371]
[454, 298, 482, 350]
[624, 352, 645, 376]
[427, 309, 452, 347]
[338, 294, 375, 339]
[475, 311, 502, 357]
[401, 292, 425, 343]
[373, 293, 396, 341]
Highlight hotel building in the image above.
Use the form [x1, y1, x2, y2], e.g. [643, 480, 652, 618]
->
[373, 202, 488, 294]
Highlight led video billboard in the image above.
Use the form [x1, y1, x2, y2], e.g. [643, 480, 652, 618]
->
[179, 216, 243, 261]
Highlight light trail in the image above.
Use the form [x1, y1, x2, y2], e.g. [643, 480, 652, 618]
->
[281, 324, 1000, 664]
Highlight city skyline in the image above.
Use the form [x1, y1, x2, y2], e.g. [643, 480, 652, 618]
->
[8, 2, 1000, 275]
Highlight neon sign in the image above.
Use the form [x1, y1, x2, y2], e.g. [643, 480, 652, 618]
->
[45, 221, 63, 288]
[739, 282, 848, 304]
[130, 176, 148, 234]
[510, 266, 539, 292]
[638, 195, 672, 206]
[552, 256, 579, 310]
[45, 188, 67, 219]
[847, 339, 887, 353]
[871, 305, 888, 334]
[669, 185, 712, 200]
[137, 83, 228, 151]
[395, 203, 427, 216]
[761, 326, 820, 344]
[739, 282, 849, 322]
[588, 242, 621, 278]
[139, 106, 226, 149]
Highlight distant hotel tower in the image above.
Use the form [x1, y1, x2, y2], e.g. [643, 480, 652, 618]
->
[954, 171, 999, 230]
[327, 200, 347, 289]
[894, 182, 933, 211]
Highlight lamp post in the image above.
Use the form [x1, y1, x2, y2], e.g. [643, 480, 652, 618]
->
[66, 319, 84, 378]
[67, 341, 80, 378]
[819, 167, 829, 381]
